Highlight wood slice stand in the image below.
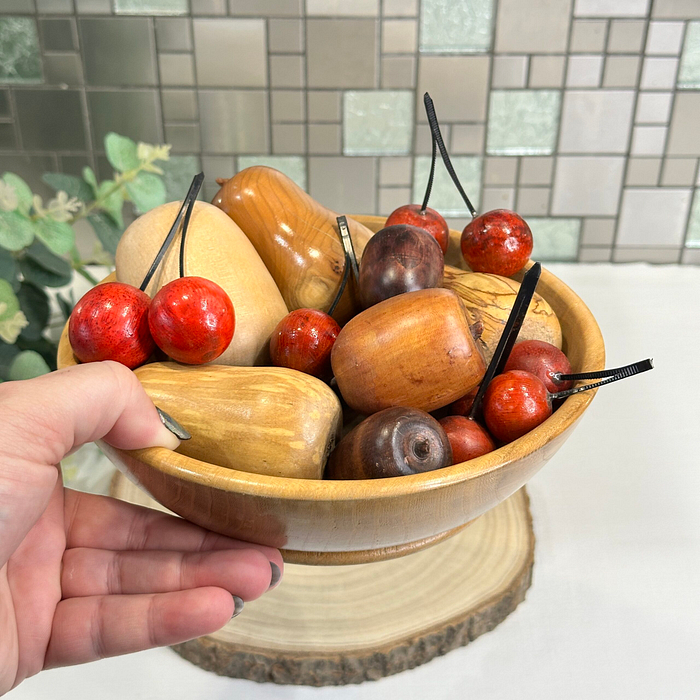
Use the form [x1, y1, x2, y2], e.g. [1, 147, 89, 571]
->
[111, 473, 535, 686]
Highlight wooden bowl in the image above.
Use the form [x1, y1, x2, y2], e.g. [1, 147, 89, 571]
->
[57, 216, 605, 565]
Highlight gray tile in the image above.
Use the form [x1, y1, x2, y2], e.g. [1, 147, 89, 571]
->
[88, 90, 161, 147]
[570, 19, 607, 53]
[379, 186, 412, 216]
[652, 0, 700, 19]
[306, 0, 378, 15]
[16, 89, 86, 150]
[625, 157, 662, 185]
[194, 19, 267, 88]
[602, 55, 641, 87]
[630, 125, 667, 155]
[579, 246, 612, 262]
[481, 187, 515, 211]
[155, 18, 192, 51]
[165, 123, 201, 152]
[617, 187, 691, 246]
[381, 55, 416, 89]
[308, 123, 341, 154]
[308, 156, 377, 214]
[492, 56, 528, 89]
[0, 0, 35, 10]
[559, 90, 635, 154]
[566, 55, 604, 87]
[307, 90, 341, 122]
[581, 218, 615, 245]
[420, 0, 494, 53]
[529, 55, 566, 88]
[646, 21, 684, 55]
[451, 124, 485, 155]
[115, 0, 188, 13]
[379, 156, 412, 185]
[159, 54, 196, 86]
[237, 155, 306, 189]
[0, 91, 10, 117]
[270, 54, 305, 88]
[229, 0, 302, 15]
[496, 0, 572, 54]
[412, 155, 481, 215]
[272, 123, 305, 153]
[307, 19, 376, 89]
[0, 123, 17, 150]
[667, 93, 700, 155]
[161, 155, 202, 200]
[40, 18, 76, 51]
[0, 18, 41, 84]
[80, 19, 157, 86]
[162, 89, 198, 121]
[0, 155, 55, 198]
[199, 90, 268, 153]
[640, 56, 679, 89]
[417, 56, 490, 122]
[660, 158, 697, 186]
[43, 53, 83, 85]
[517, 187, 550, 215]
[415, 122, 449, 154]
[382, 19, 417, 53]
[520, 157, 554, 185]
[575, 0, 649, 16]
[202, 155, 235, 179]
[484, 156, 517, 186]
[268, 19, 303, 53]
[191, 0, 226, 14]
[607, 19, 646, 53]
[36, 0, 74, 11]
[75, 0, 110, 11]
[613, 247, 681, 263]
[271, 90, 305, 122]
[551, 156, 625, 215]
[60, 155, 91, 177]
[384, 0, 417, 16]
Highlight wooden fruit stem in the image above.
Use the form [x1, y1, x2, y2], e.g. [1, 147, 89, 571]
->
[550, 358, 653, 400]
[420, 133, 437, 214]
[178, 176, 202, 278]
[138, 172, 204, 292]
[423, 92, 477, 219]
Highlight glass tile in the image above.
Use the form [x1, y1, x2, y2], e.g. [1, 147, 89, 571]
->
[487, 90, 561, 156]
[343, 90, 413, 156]
[0, 18, 42, 84]
[419, 0, 494, 53]
[412, 156, 482, 216]
[160, 155, 203, 201]
[115, 0, 189, 14]
[677, 22, 700, 89]
[528, 218, 581, 261]
[685, 189, 700, 248]
[237, 156, 307, 191]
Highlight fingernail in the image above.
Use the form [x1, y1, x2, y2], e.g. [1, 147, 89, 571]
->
[157, 408, 191, 440]
[269, 562, 281, 589]
[232, 596, 244, 619]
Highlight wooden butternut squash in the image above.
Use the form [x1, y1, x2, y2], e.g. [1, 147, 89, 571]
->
[134, 363, 342, 480]
[115, 201, 288, 366]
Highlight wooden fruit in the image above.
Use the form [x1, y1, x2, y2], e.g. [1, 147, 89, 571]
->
[442, 266, 562, 364]
[134, 362, 342, 479]
[325, 407, 452, 480]
[115, 200, 288, 367]
[212, 166, 373, 322]
[331, 288, 486, 414]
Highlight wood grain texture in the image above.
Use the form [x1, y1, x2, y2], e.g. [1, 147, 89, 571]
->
[212, 166, 373, 323]
[115, 201, 288, 366]
[134, 362, 342, 480]
[111, 475, 534, 686]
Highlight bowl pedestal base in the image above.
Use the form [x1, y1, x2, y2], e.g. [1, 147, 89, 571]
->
[111, 473, 534, 686]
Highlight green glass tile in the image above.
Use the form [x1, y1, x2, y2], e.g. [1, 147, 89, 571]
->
[161, 155, 203, 201]
[678, 22, 700, 90]
[685, 189, 700, 248]
[420, 0, 494, 53]
[487, 91, 560, 156]
[237, 156, 307, 191]
[0, 18, 42, 84]
[114, 0, 189, 14]
[528, 218, 581, 261]
[412, 156, 481, 216]
[344, 91, 413, 156]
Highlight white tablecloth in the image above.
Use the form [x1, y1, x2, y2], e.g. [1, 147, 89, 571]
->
[11, 263, 700, 700]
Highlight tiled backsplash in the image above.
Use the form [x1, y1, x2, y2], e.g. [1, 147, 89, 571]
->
[1, 0, 700, 263]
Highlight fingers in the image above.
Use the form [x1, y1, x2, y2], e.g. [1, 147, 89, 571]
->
[44, 587, 234, 668]
[64, 490, 284, 574]
[61, 547, 274, 601]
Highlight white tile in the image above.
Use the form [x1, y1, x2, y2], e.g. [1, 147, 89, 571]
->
[640, 56, 679, 88]
[306, 0, 378, 16]
[481, 187, 516, 211]
[496, 0, 572, 54]
[635, 91, 673, 123]
[383, 0, 417, 16]
[492, 56, 528, 89]
[558, 90, 635, 154]
[575, 0, 650, 17]
[617, 188, 692, 246]
[645, 21, 685, 55]
[551, 156, 626, 215]
[566, 55, 604, 87]
[630, 125, 667, 155]
[382, 19, 417, 53]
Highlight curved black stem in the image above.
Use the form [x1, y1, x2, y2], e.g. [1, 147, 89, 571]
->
[336, 215, 360, 284]
[420, 134, 437, 213]
[328, 247, 350, 317]
[139, 172, 204, 292]
[550, 358, 653, 401]
[553, 358, 653, 383]
[423, 92, 477, 218]
[178, 178, 200, 278]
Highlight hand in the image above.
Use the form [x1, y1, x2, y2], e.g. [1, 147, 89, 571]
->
[0, 361, 283, 694]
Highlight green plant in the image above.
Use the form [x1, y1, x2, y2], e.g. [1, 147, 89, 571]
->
[0, 132, 171, 381]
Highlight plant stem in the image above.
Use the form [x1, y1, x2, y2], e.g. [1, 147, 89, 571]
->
[75, 266, 100, 286]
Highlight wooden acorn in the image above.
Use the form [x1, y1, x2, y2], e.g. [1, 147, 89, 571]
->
[325, 407, 452, 480]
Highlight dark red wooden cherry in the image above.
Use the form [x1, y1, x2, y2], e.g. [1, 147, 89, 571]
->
[504, 340, 573, 393]
[149, 276, 234, 365]
[439, 415, 495, 464]
[68, 282, 155, 369]
[270, 308, 341, 378]
[448, 387, 479, 417]
[385, 205, 449, 254]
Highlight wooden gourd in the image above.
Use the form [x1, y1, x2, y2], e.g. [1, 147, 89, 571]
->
[134, 362, 342, 480]
[115, 201, 288, 366]
[212, 166, 373, 322]
[331, 288, 486, 415]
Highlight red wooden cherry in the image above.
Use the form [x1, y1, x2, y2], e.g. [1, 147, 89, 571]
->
[504, 340, 573, 393]
[439, 415, 495, 464]
[149, 276, 234, 365]
[461, 209, 533, 277]
[270, 308, 340, 378]
[448, 387, 479, 416]
[385, 205, 449, 254]
[68, 282, 155, 369]
[483, 370, 552, 443]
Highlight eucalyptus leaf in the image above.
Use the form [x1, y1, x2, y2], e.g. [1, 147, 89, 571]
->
[2, 173, 33, 215]
[88, 212, 122, 256]
[42, 173, 93, 204]
[97, 180, 124, 228]
[17, 282, 50, 341]
[0, 248, 19, 291]
[82, 166, 98, 194]
[34, 217, 75, 256]
[15, 336, 57, 371]
[105, 133, 139, 172]
[9, 350, 50, 380]
[0, 340, 20, 378]
[0, 210, 35, 251]
[0, 278, 21, 321]
[125, 172, 166, 214]
[20, 257, 72, 288]
[25, 240, 72, 276]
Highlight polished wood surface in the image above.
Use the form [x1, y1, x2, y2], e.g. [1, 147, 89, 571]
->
[115, 201, 288, 366]
[331, 288, 486, 414]
[112, 475, 534, 685]
[134, 362, 342, 479]
[212, 166, 373, 322]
